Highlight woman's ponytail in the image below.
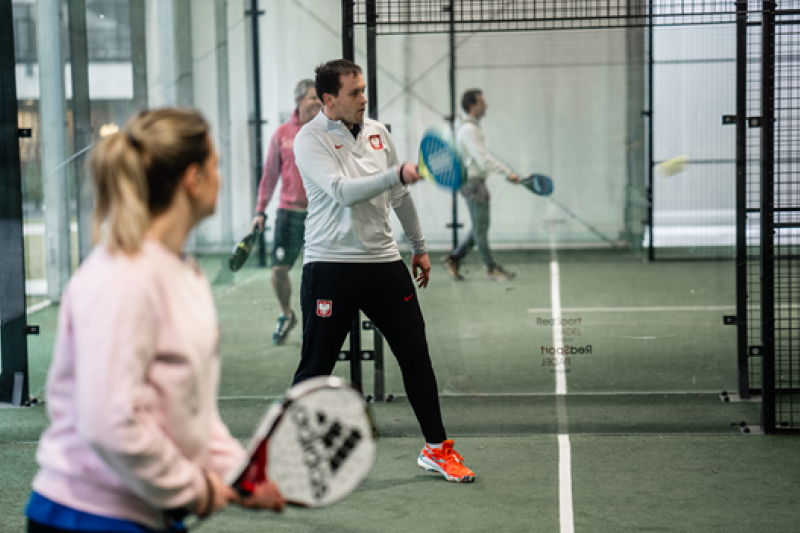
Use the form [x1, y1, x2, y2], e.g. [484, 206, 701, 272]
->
[88, 108, 210, 255]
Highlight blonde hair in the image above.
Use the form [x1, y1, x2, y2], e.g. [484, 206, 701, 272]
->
[90, 108, 210, 254]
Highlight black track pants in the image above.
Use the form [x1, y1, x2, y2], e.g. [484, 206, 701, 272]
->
[293, 261, 447, 444]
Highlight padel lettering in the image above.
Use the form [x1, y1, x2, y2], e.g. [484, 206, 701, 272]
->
[553, 328, 581, 336]
[540, 345, 592, 355]
[541, 357, 571, 366]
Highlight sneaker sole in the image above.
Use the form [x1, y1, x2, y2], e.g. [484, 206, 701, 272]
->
[417, 454, 475, 483]
[272, 317, 298, 346]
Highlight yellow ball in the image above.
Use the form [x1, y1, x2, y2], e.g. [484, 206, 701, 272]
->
[656, 155, 690, 178]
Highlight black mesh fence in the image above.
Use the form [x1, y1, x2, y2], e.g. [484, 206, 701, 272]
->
[353, 0, 737, 33]
[746, 1, 762, 394]
[767, 4, 800, 431]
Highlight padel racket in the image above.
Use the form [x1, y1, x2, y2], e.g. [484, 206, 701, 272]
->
[228, 376, 377, 507]
[228, 230, 261, 272]
[418, 128, 464, 191]
[518, 174, 554, 196]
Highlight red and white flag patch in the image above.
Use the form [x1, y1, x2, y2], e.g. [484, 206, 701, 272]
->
[317, 300, 332, 318]
[369, 134, 384, 150]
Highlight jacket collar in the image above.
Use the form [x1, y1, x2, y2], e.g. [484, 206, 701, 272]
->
[320, 108, 363, 134]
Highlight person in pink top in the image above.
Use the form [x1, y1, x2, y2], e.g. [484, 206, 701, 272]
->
[25, 108, 285, 533]
[251, 80, 322, 346]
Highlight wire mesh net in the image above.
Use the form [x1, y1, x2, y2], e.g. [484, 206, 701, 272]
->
[770, 6, 800, 430]
[353, 0, 737, 34]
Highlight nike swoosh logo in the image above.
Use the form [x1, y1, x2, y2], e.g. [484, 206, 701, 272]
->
[404, 294, 414, 301]
[335, 144, 343, 149]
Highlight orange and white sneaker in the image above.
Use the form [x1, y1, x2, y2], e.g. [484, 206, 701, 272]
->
[417, 440, 475, 483]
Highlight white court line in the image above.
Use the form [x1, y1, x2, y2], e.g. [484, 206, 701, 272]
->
[558, 435, 574, 533]
[528, 305, 735, 313]
[551, 260, 574, 533]
[213, 271, 261, 299]
[550, 262, 567, 396]
[26, 299, 52, 315]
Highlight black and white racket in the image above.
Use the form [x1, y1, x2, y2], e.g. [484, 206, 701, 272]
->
[228, 376, 377, 507]
[228, 230, 261, 272]
[418, 128, 465, 191]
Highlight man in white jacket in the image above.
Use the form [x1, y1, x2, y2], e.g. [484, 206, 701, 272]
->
[442, 89, 520, 281]
[291, 59, 476, 483]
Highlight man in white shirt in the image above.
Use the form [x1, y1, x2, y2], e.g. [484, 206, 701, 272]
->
[292, 59, 475, 483]
[442, 89, 520, 281]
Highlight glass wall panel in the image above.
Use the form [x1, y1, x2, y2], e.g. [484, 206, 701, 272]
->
[7, 0, 742, 433]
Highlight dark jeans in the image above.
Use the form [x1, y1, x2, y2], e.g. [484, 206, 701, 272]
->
[293, 261, 447, 443]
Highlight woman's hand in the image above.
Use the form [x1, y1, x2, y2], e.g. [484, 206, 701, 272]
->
[195, 469, 239, 518]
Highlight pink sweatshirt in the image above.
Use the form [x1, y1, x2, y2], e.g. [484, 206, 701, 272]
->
[256, 109, 308, 212]
[31, 238, 245, 530]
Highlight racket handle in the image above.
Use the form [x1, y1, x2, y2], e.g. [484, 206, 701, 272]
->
[235, 482, 255, 498]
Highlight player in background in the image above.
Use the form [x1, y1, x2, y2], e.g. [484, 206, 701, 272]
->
[251, 80, 322, 345]
[442, 89, 520, 281]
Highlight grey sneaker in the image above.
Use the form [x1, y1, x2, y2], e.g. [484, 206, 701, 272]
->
[486, 265, 515, 281]
[441, 256, 464, 281]
[272, 311, 298, 345]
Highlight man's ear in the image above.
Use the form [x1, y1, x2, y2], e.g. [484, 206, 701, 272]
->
[322, 92, 335, 108]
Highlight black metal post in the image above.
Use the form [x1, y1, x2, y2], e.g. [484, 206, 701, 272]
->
[349, 312, 363, 393]
[735, 0, 751, 399]
[247, 0, 267, 267]
[342, 0, 354, 60]
[0, 0, 30, 406]
[373, 328, 385, 401]
[760, 0, 776, 433]
[646, 7, 655, 261]
[449, 0, 459, 250]
[366, 0, 378, 120]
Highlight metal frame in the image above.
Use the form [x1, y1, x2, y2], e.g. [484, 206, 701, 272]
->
[350, 0, 737, 33]
[735, 0, 752, 398]
[0, 0, 30, 406]
[343, 1, 800, 432]
[759, 1, 800, 434]
[246, 0, 268, 267]
[346, 1, 743, 258]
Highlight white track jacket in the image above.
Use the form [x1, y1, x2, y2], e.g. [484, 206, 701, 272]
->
[294, 110, 427, 263]
[456, 115, 514, 182]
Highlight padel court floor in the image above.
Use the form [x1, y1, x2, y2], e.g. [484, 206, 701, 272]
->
[3, 250, 800, 532]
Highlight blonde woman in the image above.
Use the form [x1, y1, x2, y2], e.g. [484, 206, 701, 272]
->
[25, 108, 285, 533]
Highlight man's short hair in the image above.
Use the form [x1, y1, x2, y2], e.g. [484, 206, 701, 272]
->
[461, 89, 483, 113]
[315, 59, 362, 103]
[294, 79, 315, 101]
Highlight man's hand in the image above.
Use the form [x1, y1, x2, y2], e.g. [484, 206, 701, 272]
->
[399, 163, 423, 185]
[412, 253, 431, 288]
[507, 173, 521, 184]
[251, 213, 266, 234]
